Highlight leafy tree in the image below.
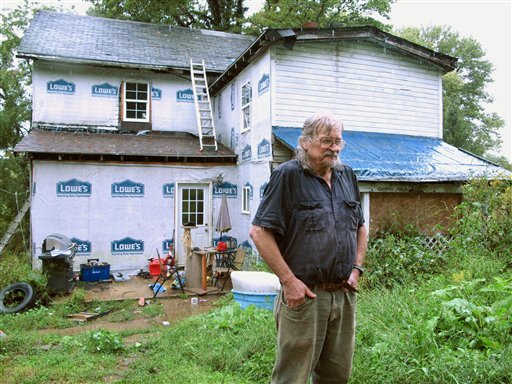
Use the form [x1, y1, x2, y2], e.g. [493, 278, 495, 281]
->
[246, 0, 395, 34]
[0, 1, 39, 253]
[0, 4, 32, 151]
[396, 26, 504, 158]
[86, 0, 248, 33]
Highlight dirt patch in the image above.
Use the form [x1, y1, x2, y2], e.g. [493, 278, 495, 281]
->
[40, 295, 222, 336]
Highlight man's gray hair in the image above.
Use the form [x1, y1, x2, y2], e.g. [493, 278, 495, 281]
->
[296, 113, 344, 172]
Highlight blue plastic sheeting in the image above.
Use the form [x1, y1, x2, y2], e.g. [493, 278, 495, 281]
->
[273, 127, 510, 182]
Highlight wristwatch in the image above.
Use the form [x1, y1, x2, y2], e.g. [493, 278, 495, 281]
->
[352, 265, 364, 276]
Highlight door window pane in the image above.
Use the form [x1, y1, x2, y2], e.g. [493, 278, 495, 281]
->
[181, 187, 206, 226]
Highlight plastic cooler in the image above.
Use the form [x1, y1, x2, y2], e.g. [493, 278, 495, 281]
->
[80, 259, 110, 282]
[231, 271, 280, 310]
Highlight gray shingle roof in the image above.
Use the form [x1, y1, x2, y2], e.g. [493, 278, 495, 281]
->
[14, 129, 237, 162]
[17, 11, 254, 72]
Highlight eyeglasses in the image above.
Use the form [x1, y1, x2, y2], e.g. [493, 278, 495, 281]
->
[312, 136, 346, 149]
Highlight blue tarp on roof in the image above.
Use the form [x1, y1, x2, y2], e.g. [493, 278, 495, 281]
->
[273, 127, 509, 182]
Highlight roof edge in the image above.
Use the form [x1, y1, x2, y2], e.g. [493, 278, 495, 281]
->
[210, 26, 457, 95]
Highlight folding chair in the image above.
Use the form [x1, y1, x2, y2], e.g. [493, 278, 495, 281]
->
[213, 248, 245, 291]
[151, 249, 185, 298]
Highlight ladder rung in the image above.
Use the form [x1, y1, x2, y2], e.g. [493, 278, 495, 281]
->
[191, 58, 217, 151]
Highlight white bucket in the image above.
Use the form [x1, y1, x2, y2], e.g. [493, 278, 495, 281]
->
[230, 271, 281, 294]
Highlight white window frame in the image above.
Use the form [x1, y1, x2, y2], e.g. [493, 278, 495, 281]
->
[242, 185, 250, 214]
[241, 81, 251, 132]
[123, 81, 150, 122]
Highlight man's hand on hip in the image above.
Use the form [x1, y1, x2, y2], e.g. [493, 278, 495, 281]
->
[282, 277, 316, 308]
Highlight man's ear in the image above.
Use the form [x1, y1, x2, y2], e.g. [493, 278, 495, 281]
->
[300, 137, 309, 151]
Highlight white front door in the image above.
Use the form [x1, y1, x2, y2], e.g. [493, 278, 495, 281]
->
[175, 183, 211, 264]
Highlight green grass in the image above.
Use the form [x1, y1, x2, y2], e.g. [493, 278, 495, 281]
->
[1, 269, 510, 383]
[1, 178, 511, 383]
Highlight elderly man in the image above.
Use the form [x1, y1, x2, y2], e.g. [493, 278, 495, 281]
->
[250, 113, 367, 384]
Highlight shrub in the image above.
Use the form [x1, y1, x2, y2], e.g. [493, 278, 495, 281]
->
[364, 232, 447, 289]
[450, 177, 512, 261]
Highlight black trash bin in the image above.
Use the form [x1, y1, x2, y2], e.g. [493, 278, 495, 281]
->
[38, 234, 77, 295]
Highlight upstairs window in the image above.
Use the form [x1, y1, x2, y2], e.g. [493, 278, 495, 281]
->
[241, 81, 251, 132]
[242, 185, 250, 214]
[124, 82, 149, 122]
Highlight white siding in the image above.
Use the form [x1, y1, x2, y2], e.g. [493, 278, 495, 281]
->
[273, 41, 443, 137]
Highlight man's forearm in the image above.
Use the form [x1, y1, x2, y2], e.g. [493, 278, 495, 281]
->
[249, 225, 295, 284]
[355, 224, 368, 266]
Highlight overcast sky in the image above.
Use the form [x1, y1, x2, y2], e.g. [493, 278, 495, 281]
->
[1, 0, 510, 160]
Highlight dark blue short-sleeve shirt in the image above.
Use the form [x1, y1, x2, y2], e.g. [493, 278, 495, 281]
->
[252, 159, 364, 285]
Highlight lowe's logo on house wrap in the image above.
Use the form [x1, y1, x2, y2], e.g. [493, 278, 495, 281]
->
[162, 239, 174, 253]
[56, 179, 91, 197]
[242, 144, 252, 161]
[177, 88, 195, 102]
[71, 237, 92, 255]
[152, 87, 162, 100]
[258, 73, 270, 95]
[111, 237, 144, 254]
[230, 83, 235, 110]
[162, 182, 175, 198]
[258, 138, 271, 158]
[213, 182, 237, 197]
[111, 180, 144, 197]
[92, 83, 118, 97]
[47, 79, 75, 94]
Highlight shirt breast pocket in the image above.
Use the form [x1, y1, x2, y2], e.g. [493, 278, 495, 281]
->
[295, 201, 326, 233]
[342, 201, 360, 231]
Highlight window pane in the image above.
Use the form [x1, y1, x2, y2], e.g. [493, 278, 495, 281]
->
[243, 107, 250, 129]
[126, 83, 137, 91]
[138, 83, 148, 92]
[242, 83, 251, 104]
[126, 91, 137, 99]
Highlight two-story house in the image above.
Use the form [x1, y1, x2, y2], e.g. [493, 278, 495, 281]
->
[15, 11, 508, 274]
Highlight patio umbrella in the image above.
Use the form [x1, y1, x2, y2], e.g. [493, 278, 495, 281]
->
[215, 193, 232, 234]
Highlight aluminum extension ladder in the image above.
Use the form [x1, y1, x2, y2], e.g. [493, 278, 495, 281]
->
[0, 198, 30, 255]
[190, 59, 218, 151]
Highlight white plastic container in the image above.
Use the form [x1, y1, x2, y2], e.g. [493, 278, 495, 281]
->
[230, 271, 280, 310]
[230, 271, 280, 293]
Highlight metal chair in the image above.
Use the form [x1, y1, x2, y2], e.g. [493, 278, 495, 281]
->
[151, 249, 185, 298]
[213, 248, 245, 291]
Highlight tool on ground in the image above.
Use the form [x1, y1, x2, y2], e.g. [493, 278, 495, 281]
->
[150, 248, 185, 298]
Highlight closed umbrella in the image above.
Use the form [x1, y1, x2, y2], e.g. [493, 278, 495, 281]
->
[215, 193, 232, 234]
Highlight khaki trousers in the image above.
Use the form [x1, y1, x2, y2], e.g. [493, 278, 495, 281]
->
[271, 288, 357, 384]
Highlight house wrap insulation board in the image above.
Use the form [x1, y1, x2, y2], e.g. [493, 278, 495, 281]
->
[30, 161, 271, 275]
